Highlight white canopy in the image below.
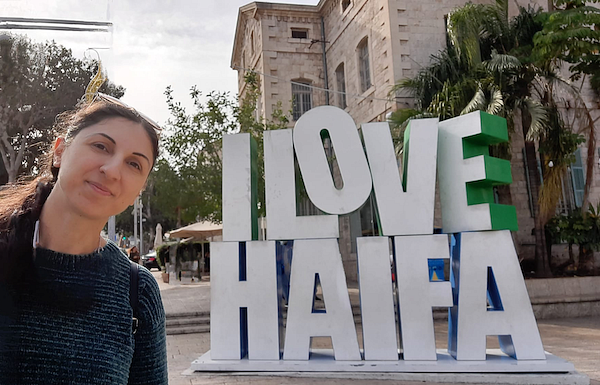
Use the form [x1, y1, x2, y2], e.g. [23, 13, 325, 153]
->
[154, 223, 163, 249]
[166, 221, 223, 240]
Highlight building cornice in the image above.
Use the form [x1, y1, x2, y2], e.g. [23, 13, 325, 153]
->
[231, 3, 259, 69]
[231, 1, 324, 69]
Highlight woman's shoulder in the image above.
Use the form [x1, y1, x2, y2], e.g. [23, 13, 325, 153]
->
[105, 243, 160, 294]
[138, 264, 160, 295]
[104, 240, 128, 257]
[132, 260, 165, 324]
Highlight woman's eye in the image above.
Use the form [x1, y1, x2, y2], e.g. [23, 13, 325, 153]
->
[93, 143, 108, 151]
[129, 161, 142, 171]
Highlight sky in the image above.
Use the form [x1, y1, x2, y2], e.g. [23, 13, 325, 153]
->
[1, 0, 319, 125]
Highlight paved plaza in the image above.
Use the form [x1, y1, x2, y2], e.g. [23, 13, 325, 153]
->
[152, 272, 600, 385]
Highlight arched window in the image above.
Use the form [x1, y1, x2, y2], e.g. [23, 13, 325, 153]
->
[357, 38, 371, 92]
[292, 81, 312, 120]
[335, 63, 347, 109]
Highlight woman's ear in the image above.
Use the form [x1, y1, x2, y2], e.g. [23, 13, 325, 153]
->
[53, 138, 66, 168]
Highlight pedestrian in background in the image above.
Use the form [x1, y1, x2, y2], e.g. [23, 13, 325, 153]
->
[0, 94, 167, 384]
[129, 245, 141, 264]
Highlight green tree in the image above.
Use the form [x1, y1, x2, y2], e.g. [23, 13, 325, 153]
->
[162, 86, 237, 226]
[534, 0, 600, 211]
[236, 72, 289, 215]
[0, 34, 124, 184]
[547, 202, 600, 275]
[113, 160, 179, 248]
[159, 72, 289, 227]
[533, 0, 600, 90]
[143, 159, 183, 231]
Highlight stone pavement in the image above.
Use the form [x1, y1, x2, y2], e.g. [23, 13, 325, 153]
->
[150, 271, 600, 385]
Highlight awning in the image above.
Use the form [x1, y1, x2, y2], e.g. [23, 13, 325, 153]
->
[165, 221, 223, 240]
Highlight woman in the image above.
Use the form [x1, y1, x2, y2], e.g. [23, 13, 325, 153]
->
[0, 95, 167, 384]
[129, 245, 141, 264]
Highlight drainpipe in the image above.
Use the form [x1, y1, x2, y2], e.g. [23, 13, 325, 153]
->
[321, 16, 330, 105]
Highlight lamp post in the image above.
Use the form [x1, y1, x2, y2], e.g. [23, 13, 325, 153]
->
[133, 197, 138, 249]
[139, 196, 143, 254]
[108, 216, 116, 242]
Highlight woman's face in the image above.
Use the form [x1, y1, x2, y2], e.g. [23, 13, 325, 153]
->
[53, 117, 154, 221]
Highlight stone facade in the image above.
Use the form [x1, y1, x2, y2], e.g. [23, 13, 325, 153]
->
[231, 0, 600, 274]
[232, 3, 324, 123]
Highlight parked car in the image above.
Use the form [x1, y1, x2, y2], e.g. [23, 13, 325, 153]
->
[141, 251, 160, 271]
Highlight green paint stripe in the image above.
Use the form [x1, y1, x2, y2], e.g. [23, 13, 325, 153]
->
[462, 112, 508, 158]
[465, 112, 508, 145]
[465, 183, 495, 205]
[250, 136, 258, 241]
[489, 204, 519, 231]
[402, 124, 411, 192]
[465, 156, 512, 205]
[462, 140, 489, 159]
[370, 192, 383, 237]
[460, 112, 518, 231]
[484, 156, 512, 185]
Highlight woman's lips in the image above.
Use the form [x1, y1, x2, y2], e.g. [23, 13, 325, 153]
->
[87, 181, 112, 196]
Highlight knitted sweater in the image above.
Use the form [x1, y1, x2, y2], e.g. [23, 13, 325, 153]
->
[0, 241, 168, 385]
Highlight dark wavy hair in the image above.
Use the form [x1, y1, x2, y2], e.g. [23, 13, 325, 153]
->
[0, 99, 160, 285]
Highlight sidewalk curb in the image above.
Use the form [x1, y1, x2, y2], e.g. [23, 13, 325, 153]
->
[167, 311, 210, 318]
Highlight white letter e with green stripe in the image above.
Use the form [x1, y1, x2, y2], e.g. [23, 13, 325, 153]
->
[437, 111, 518, 233]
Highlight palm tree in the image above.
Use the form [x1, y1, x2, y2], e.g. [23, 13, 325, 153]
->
[392, 0, 593, 277]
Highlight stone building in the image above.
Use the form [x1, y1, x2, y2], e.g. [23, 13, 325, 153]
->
[231, 0, 600, 278]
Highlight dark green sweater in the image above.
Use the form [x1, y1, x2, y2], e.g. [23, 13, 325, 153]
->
[0, 241, 168, 385]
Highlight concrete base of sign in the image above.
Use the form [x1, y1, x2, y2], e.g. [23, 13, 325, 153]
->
[190, 349, 576, 374]
[183, 367, 589, 385]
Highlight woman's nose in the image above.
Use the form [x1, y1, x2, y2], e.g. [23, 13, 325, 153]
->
[99, 159, 122, 180]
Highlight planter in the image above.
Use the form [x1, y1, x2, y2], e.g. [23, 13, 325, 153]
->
[525, 276, 600, 319]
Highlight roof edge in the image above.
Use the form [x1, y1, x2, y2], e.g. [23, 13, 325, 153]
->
[231, 1, 324, 70]
[231, 3, 258, 69]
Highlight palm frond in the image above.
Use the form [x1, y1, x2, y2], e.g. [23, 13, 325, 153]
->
[427, 81, 464, 120]
[484, 51, 522, 73]
[460, 82, 504, 116]
[523, 97, 549, 141]
[461, 84, 487, 115]
[390, 77, 422, 96]
[388, 108, 422, 128]
[447, 3, 483, 65]
[486, 87, 504, 115]
[480, 0, 510, 41]
[397, 112, 437, 130]
[511, 5, 544, 57]
[391, 48, 469, 109]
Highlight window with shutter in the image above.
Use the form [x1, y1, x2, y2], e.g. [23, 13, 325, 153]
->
[571, 148, 585, 207]
[335, 63, 347, 109]
[291, 29, 308, 39]
[292, 81, 312, 121]
[357, 38, 371, 93]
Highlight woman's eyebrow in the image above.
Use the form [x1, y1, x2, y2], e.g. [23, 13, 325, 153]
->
[89, 132, 116, 144]
[88, 133, 151, 166]
[133, 152, 151, 166]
